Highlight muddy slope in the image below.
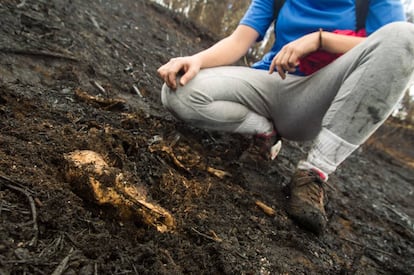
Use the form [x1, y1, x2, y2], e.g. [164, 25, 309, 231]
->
[0, 0, 413, 274]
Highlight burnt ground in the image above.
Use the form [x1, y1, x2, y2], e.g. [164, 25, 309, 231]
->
[0, 0, 413, 274]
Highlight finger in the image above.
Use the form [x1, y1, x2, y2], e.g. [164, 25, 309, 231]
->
[157, 65, 167, 79]
[269, 60, 276, 74]
[280, 51, 293, 72]
[273, 53, 286, 79]
[281, 64, 291, 73]
[157, 63, 175, 88]
[167, 72, 177, 90]
[284, 63, 296, 73]
[179, 69, 196, 86]
[277, 65, 286, 79]
[287, 67, 297, 73]
[166, 62, 186, 90]
[269, 57, 279, 74]
[270, 50, 284, 74]
[272, 51, 286, 74]
[278, 61, 291, 75]
[275, 58, 288, 73]
[287, 54, 299, 72]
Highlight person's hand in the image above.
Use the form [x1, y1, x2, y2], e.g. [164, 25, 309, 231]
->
[157, 56, 201, 90]
[269, 32, 319, 79]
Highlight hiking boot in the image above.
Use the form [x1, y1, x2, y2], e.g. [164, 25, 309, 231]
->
[287, 168, 328, 235]
[253, 130, 282, 160]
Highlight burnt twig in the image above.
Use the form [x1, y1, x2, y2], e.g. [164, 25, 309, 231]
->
[112, 37, 131, 50]
[191, 227, 222, 242]
[17, 0, 26, 8]
[51, 248, 74, 275]
[132, 84, 143, 98]
[0, 48, 79, 62]
[341, 237, 394, 258]
[0, 174, 39, 246]
[91, 80, 107, 95]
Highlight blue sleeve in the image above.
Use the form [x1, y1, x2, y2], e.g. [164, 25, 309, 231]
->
[366, 0, 406, 34]
[239, 0, 274, 41]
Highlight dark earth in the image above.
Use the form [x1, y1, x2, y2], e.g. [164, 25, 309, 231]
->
[0, 0, 413, 274]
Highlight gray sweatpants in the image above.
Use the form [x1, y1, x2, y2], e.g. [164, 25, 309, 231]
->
[161, 22, 414, 146]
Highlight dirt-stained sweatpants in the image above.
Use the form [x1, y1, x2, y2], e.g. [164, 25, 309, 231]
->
[161, 22, 414, 147]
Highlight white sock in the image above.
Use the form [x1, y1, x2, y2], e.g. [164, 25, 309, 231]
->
[302, 128, 359, 177]
[234, 112, 273, 135]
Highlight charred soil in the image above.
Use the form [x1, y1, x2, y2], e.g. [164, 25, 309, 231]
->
[0, 1, 413, 274]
